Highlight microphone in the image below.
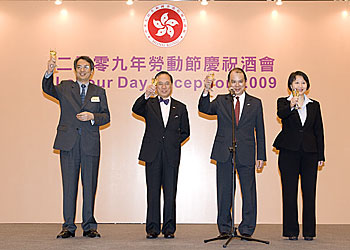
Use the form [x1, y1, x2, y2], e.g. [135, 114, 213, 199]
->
[229, 87, 235, 97]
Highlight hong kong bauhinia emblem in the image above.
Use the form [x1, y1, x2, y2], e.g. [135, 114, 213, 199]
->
[144, 4, 187, 47]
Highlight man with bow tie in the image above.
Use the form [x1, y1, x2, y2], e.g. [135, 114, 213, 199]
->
[198, 68, 266, 239]
[132, 71, 190, 239]
[42, 55, 110, 239]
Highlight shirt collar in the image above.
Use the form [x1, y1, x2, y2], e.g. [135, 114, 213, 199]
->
[77, 81, 89, 88]
[287, 93, 313, 106]
[287, 93, 312, 101]
[236, 91, 246, 98]
[235, 91, 246, 102]
[304, 94, 313, 105]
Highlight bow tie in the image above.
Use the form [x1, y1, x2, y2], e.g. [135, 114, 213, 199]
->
[159, 97, 169, 105]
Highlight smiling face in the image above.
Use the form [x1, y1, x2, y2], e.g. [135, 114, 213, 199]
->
[156, 73, 172, 98]
[290, 75, 307, 95]
[228, 70, 246, 96]
[75, 59, 93, 84]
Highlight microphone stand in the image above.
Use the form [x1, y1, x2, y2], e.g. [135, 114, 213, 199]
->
[204, 91, 269, 247]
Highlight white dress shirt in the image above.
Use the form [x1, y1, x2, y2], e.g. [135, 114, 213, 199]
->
[287, 93, 313, 126]
[144, 95, 171, 127]
[158, 96, 171, 127]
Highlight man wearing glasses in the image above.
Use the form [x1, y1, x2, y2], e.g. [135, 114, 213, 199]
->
[42, 55, 110, 239]
[132, 71, 190, 239]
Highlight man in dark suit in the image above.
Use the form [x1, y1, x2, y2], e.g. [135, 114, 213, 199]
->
[198, 68, 266, 238]
[42, 55, 110, 238]
[132, 71, 190, 239]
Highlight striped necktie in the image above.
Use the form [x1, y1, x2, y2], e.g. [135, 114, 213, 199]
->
[81, 84, 86, 105]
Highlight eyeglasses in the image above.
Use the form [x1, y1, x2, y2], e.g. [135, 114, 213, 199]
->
[76, 65, 90, 70]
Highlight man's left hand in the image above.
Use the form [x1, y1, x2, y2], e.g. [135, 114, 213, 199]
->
[256, 160, 264, 170]
[76, 112, 94, 121]
[318, 161, 325, 167]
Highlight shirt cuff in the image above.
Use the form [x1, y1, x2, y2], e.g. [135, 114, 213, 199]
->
[90, 120, 95, 125]
[45, 71, 53, 78]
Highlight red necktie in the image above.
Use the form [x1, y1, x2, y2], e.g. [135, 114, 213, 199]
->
[235, 96, 240, 125]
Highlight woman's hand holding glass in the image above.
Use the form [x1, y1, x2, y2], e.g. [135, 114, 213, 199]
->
[291, 89, 301, 109]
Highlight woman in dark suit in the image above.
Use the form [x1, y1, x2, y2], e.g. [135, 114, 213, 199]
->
[273, 71, 325, 241]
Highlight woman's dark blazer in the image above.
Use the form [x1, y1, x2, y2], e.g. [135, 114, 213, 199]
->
[273, 97, 325, 161]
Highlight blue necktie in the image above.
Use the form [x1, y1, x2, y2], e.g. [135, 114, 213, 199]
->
[78, 84, 86, 136]
[159, 97, 169, 105]
[81, 84, 86, 105]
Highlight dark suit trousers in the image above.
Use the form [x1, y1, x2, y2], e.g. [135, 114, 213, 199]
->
[217, 154, 257, 235]
[59, 135, 100, 233]
[145, 148, 179, 235]
[278, 149, 318, 237]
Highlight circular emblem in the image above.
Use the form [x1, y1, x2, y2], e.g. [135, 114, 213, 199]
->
[144, 4, 187, 47]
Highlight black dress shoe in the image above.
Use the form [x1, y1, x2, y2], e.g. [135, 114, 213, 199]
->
[288, 236, 298, 240]
[219, 232, 230, 239]
[164, 233, 175, 239]
[57, 229, 75, 239]
[304, 236, 314, 241]
[146, 232, 158, 239]
[83, 229, 101, 238]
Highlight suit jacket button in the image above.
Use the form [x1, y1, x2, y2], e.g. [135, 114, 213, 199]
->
[299, 130, 303, 132]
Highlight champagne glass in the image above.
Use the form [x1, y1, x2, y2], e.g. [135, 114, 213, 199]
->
[207, 72, 215, 91]
[50, 49, 57, 59]
[49, 49, 57, 72]
[292, 89, 300, 109]
[151, 77, 158, 86]
[151, 77, 158, 96]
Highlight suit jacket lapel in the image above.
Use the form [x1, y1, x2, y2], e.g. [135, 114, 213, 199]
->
[165, 98, 177, 129]
[238, 93, 251, 126]
[223, 94, 233, 119]
[81, 83, 96, 109]
[150, 97, 164, 127]
[294, 110, 303, 127]
[70, 81, 82, 112]
[283, 96, 302, 127]
[302, 102, 314, 128]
